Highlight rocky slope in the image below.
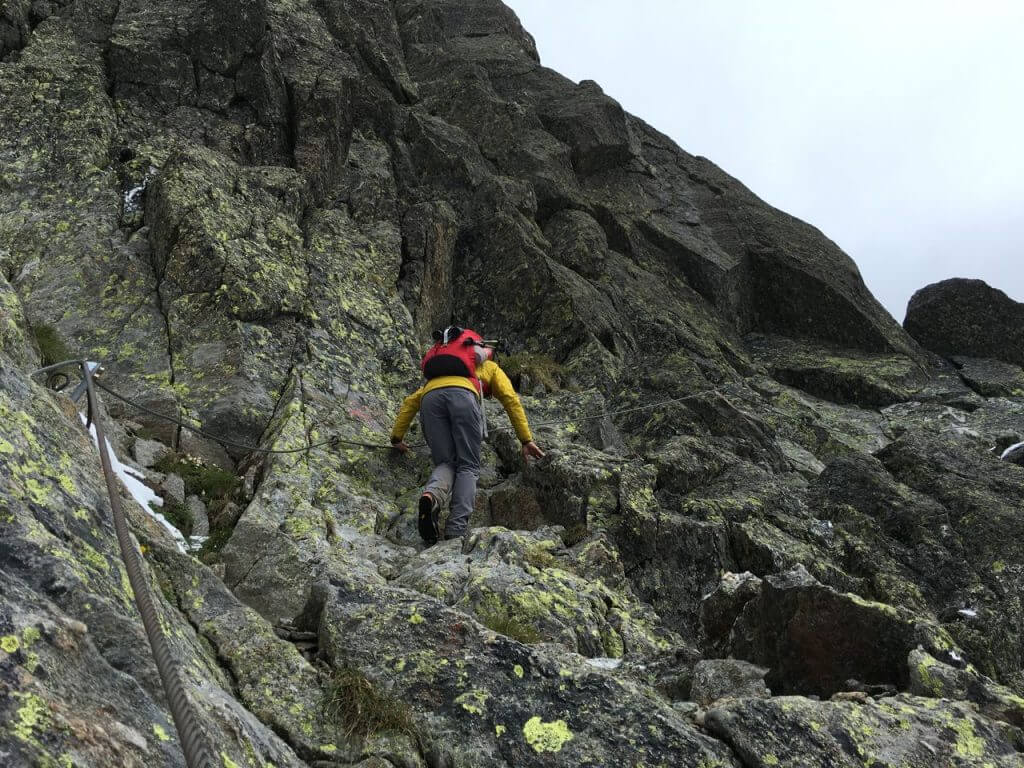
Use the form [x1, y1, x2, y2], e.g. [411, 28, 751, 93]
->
[1, 0, 1023, 766]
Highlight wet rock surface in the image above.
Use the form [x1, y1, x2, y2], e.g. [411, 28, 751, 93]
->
[1, 0, 1023, 765]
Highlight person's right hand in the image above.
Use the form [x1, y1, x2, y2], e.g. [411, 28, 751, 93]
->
[522, 441, 544, 460]
[391, 439, 410, 454]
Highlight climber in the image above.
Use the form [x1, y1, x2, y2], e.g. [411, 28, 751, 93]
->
[391, 325, 544, 545]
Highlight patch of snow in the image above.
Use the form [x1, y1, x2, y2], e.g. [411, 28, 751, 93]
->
[122, 167, 157, 214]
[949, 650, 964, 664]
[123, 185, 145, 210]
[187, 535, 208, 553]
[1001, 441, 1024, 460]
[80, 414, 186, 553]
[585, 657, 622, 670]
[957, 608, 978, 619]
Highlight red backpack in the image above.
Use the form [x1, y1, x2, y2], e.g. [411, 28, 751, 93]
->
[421, 326, 491, 395]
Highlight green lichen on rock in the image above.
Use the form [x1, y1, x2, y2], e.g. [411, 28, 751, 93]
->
[705, 694, 1021, 768]
[522, 715, 574, 753]
[476, 603, 543, 645]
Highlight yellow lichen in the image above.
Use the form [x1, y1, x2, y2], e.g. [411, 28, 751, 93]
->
[1, 635, 20, 653]
[522, 716, 574, 753]
[153, 723, 171, 741]
[952, 717, 984, 757]
[13, 693, 49, 742]
[455, 689, 489, 716]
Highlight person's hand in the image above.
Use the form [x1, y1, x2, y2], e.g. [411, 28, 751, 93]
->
[521, 441, 544, 460]
[391, 438, 410, 454]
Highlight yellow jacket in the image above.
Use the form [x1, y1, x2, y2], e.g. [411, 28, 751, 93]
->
[391, 360, 533, 444]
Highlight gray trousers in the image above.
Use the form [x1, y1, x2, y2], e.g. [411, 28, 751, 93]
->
[420, 387, 482, 538]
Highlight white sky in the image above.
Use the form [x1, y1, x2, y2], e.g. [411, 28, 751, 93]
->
[504, 0, 1024, 320]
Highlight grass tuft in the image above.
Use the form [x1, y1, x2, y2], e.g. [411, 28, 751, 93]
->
[160, 499, 193, 537]
[198, 527, 233, 561]
[32, 323, 70, 367]
[323, 666, 415, 739]
[153, 452, 239, 548]
[477, 605, 542, 644]
[153, 453, 239, 500]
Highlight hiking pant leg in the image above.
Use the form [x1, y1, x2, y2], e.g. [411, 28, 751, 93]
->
[445, 388, 482, 538]
[420, 390, 456, 509]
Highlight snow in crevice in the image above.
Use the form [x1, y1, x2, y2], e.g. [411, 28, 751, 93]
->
[80, 414, 187, 553]
[585, 657, 623, 670]
[122, 167, 157, 214]
[123, 185, 145, 212]
[1000, 441, 1024, 460]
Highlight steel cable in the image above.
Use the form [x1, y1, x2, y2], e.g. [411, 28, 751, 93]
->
[36, 359, 725, 456]
[81, 365, 215, 768]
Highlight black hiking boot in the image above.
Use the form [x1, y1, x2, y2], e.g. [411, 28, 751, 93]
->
[417, 492, 440, 545]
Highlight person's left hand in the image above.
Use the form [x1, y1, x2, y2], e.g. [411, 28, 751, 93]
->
[521, 441, 544, 460]
[391, 439, 410, 454]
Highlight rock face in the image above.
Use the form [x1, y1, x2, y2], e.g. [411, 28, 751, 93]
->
[1, 0, 1023, 766]
[904, 278, 1024, 367]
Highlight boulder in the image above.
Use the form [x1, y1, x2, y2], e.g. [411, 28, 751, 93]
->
[698, 571, 763, 658]
[307, 578, 740, 768]
[160, 472, 186, 505]
[727, 565, 955, 697]
[904, 278, 1024, 367]
[690, 659, 770, 707]
[745, 333, 952, 407]
[705, 694, 1023, 768]
[186, 495, 209, 537]
[953, 356, 1024, 398]
[394, 527, 676, 660]
[909, 648, 1024, 730]
[1004, 443, 1024, 467]
[132, 437, 170, 469]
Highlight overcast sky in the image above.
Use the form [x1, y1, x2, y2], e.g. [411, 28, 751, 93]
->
[505, 1, 1024, 321]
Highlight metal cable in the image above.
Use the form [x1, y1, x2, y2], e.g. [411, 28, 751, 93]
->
[34, 359, 722, 454]
[524, 388, 720, 430]
[95, 378, 719, 449]
[93, 379, 415, 452]
[81, 364, 215, 768]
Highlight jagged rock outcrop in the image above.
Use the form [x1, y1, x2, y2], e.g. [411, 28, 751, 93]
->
[705, 694, 1023, 768]
[905, 278, 1024, 368]
[2, 0, 1023, 766]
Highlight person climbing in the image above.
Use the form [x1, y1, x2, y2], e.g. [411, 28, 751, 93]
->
[391, 325, 544, 545]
